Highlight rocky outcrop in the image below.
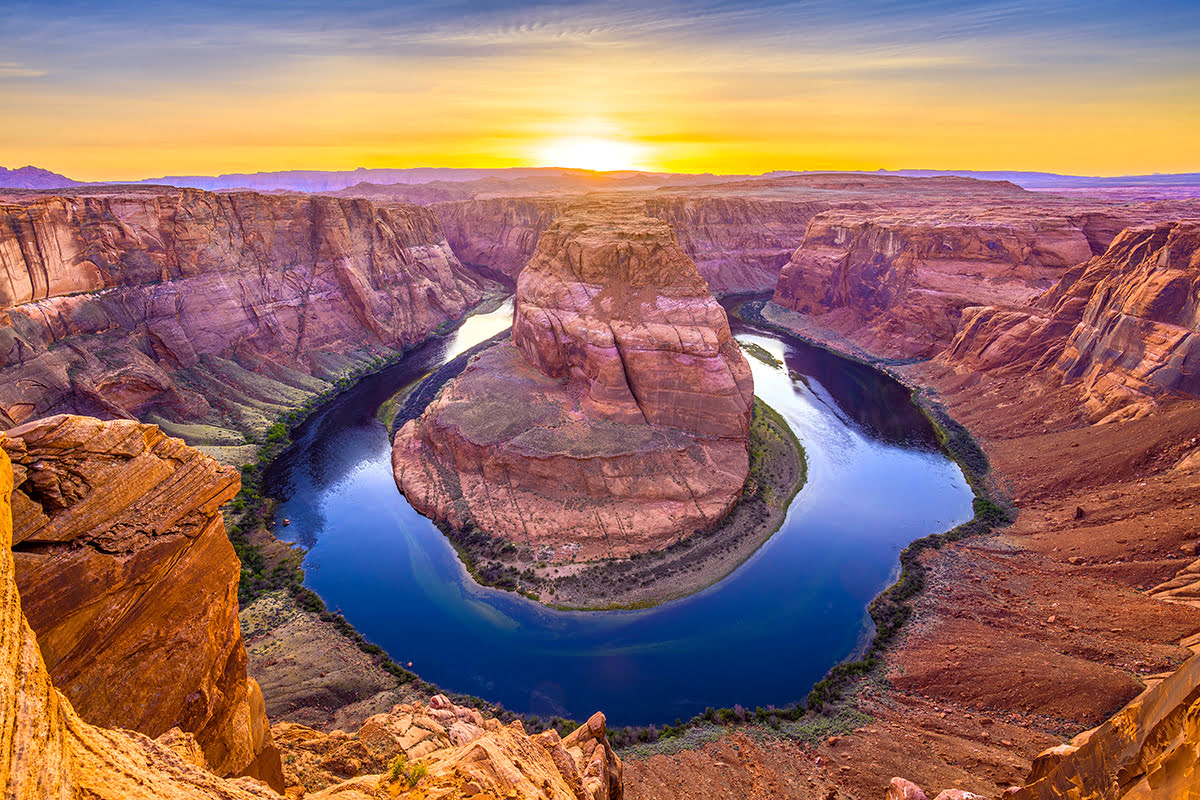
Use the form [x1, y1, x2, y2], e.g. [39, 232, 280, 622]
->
[275, 695, 623, 800]
[394, 206, 753, 559]
[0, 189, 485, 430]
[771, 207, 1096, 358]
[1, 428, 623, 800]
[0, 440, 283, 800]
[888, 650, 1200, 799]
[941, 222, 1200, 420]
[0, 414, 282, 786]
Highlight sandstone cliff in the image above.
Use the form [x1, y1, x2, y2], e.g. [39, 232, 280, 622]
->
[0, 427, 624, 800]
[642, 196, 829, 293]
[433, 195, 825, 295]
[394, 206, 753, 559]
[0, 414, 282, 786]
[0, 189, 485, 436]
[942, 221, 1200, 420]
[770, 207, 1097, 358]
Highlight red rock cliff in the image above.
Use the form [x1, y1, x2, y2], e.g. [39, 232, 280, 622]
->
[942, 221, 1200, 421]
[0, 414, 282, 787]
[771, 207, 1096, 358]
[0, 189, 485, 429]
[393, 206, 753, 559]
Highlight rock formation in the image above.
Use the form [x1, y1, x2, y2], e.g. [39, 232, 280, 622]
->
[394, 206, 753, 559]
[888, 649, 1200, 799]
[0, 422, 624, 800]
[942, 221, 1200, 420]
[275, 695, 623, 799]
[770, 207, 1097, 358]
[0, 188, 485, 431]
[0, 414, 282, 787]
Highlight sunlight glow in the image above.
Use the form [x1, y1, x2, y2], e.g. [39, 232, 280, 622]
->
[536, 137, 648, 172]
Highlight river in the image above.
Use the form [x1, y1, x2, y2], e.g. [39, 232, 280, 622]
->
[265, 298, 973, 725]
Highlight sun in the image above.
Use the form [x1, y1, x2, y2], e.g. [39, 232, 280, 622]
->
[536, 136, 647, 172]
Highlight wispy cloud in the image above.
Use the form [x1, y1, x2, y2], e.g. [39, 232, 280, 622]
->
[0, 61, 46, 79]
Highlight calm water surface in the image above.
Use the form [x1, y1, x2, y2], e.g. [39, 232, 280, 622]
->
[266, 299, 972, 725]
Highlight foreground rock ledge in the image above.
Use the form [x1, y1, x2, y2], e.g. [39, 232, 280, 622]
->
[393, 205, 754, 559]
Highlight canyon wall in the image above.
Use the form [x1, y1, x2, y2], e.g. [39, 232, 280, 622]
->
[433, 195, 825, 294]
[0, 414, 282, 786]
[770, 207, 1097, 358]
[0, 189, 486, 434]
[394, 206, 754, 559]
[942, 221, 1200, 420]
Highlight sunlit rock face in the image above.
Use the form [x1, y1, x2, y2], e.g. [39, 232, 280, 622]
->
[393, 206, 753, 559]
[0, 189, 485, 428]
[771, 207, 1097, 358]
[0, 414, 283, 788]
[0, 440, 624, 800]
[941, 222, 1200, 421]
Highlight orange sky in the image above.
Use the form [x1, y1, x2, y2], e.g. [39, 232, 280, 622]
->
[2, 1, 1198, 180]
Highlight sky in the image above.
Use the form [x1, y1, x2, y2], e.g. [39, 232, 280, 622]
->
[2, 0, 1198, 180]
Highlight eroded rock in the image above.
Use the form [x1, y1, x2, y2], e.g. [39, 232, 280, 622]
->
[0, 414, 281, 786]
[394, 205, 753, 558]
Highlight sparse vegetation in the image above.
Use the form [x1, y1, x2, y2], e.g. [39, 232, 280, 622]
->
[739, 340, 783, 369]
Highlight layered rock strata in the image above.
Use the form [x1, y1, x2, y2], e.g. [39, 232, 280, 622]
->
[394, 208, 753, 559]
[433, 195, 827, 294]
[942, 221, 1200, 420]
[0, 414, 282, 786]
[771, 207, 1097, 358]
[0, 189, 485, 432]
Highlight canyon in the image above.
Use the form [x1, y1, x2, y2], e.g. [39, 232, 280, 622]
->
[0, 188, 488, 458]
[392, 205, 754, 560]
[2, 171, 1200, 799]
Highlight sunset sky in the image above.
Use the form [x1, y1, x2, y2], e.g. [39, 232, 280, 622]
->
[2, 0, 1198, 180]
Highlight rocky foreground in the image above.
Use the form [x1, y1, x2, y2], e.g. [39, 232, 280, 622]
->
[393, 204, 753, 559]
[0, 420, 624, 800]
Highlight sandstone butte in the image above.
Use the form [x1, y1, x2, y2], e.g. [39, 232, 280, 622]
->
[0, 188, 486, 431]
[393, 206, 754, 559]
[0, 423, 624, 800]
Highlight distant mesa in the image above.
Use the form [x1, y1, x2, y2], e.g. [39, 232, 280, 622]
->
[0, 165, 82, 189]
[392, 203, 754, 559]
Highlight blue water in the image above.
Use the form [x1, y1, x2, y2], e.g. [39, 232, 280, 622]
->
[266, 299, 972, 726]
